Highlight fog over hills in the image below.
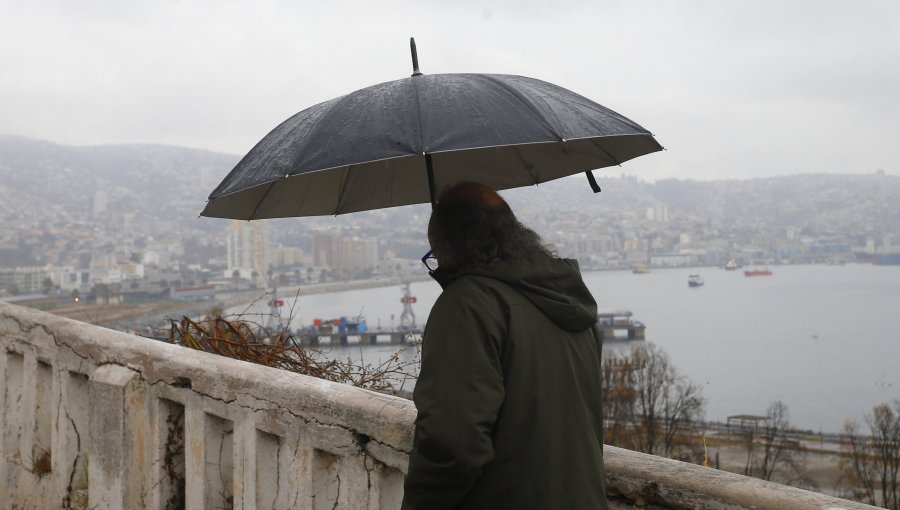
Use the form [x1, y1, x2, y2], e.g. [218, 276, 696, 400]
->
[0, 135, 238, 233]
[1, 135, 898, 238]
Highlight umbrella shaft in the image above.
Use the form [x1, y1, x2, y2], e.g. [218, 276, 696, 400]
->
[425, 153, 436, 206]
[410, 37, 423, 77]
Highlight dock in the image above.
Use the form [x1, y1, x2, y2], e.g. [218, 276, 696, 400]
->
[294, 330, 421, 347]
[596, 311, 645, 341]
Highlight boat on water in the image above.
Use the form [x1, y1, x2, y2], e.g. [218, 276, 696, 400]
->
[744, 268, 773, 277]
[725, 259, 738, 271]
[632, 264, 650, 274]
[688, 273, 704, 287]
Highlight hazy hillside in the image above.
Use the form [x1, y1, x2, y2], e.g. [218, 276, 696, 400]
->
[0, 135, 238, 233]
[1, 135, 898, 238]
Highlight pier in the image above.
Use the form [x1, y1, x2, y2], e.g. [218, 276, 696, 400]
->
[597, 310, 646, 341]
[270, 281, 423, 347]
[296, 330, 420, 347]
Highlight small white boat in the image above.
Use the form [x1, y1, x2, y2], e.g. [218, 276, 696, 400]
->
[688, 273, 704, 287]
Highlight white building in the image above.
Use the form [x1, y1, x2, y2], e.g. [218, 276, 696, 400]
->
[226, 221, 269, 285]
[646, 205, 669, 223]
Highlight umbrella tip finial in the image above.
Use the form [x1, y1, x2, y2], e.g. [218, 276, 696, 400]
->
[410, 37, 423, 77]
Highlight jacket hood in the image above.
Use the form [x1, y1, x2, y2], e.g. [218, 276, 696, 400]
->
[430, 258, 598, 332]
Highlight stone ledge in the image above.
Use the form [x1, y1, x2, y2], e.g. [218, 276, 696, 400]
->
[0, 302, 417, 453]
[0, 301, 880, 509]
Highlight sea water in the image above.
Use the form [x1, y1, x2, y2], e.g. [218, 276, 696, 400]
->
[233, 263, 900, 433]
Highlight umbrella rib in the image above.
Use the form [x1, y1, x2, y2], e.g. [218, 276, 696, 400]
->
[333, 165, 354, 215]
[512, 146, 540, 186]
[588, 138, 623, 166]
[248, 181, 278, 220]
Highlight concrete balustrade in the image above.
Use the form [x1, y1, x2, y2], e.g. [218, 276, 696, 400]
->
[0, 302, 879, 509]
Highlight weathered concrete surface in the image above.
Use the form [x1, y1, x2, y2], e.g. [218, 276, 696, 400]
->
[1, 302, 414, 509]
[0, 302, 880, 509]
[604, 445, 877, 509]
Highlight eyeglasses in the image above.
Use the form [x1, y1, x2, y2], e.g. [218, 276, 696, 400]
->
[421, 249, 438, 272]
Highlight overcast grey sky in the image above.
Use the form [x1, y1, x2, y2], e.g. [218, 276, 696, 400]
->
[1, 0, 898, 181]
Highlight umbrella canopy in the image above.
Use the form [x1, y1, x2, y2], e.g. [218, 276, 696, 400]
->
[202, 45, 662, 219]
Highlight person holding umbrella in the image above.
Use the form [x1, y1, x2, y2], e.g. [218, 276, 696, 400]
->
[402, 182, 608, 510]
[201, 40, 658, 508]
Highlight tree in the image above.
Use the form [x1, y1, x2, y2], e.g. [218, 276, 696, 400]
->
[758, 400, 804, 482]
[870, 403, 900, 509]
[602, 343, 705, 461]
[840, 420, 878, 505]
[661, 377, 705, 461]
[601, 357, 637, 447]
[92, 283, 109, 304]
[736, 401, 810, 486]
[839, 400, 900, 509]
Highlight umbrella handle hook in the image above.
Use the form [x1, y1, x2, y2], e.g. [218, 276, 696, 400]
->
[585, 170, 602, 193]
[410, 37, 423, 77]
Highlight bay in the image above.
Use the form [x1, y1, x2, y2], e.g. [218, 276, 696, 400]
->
[233, 263, 900, 434]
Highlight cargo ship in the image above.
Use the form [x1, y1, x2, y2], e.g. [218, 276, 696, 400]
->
[854, 252, 900, 265]
[744, 268, 773, 277]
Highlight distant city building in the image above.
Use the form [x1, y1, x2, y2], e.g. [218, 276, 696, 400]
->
[338, 237, 379, 272]
[310, 231, 379, 272]
[646, 205, 669, 223]
[0, 267, 48, 294]
[226, 221, 269, 286]
[623, 239, 641, 253]
[92, 190, 107, 217]
[48, 267, 90, 293]
[270, 246, 306, 268]
[650, 252, 695, 267]
[143, 251, 160, 266]
[311, 230, 340, 268]
[561, 235, 620, 268]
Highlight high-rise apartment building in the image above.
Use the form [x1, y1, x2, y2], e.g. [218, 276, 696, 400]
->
[646, 205, 669, 223]
[226, 221, 269, 285]
[310, 231, 379, 272]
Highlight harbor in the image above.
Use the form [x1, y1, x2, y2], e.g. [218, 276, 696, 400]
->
[237, 264, 900, 434]
[265, 282, 423, 347]
[596, 310, 646, 341]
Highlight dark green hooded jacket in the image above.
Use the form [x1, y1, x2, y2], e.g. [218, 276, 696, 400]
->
[402, 258, 608, 510]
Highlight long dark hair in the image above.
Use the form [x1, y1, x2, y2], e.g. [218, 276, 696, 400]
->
[428, 182, 554, 272]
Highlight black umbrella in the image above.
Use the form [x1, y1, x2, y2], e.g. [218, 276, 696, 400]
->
[201, 39, 662, 219]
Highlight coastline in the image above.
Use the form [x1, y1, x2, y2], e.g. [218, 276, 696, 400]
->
[215, 274, 433, 310]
